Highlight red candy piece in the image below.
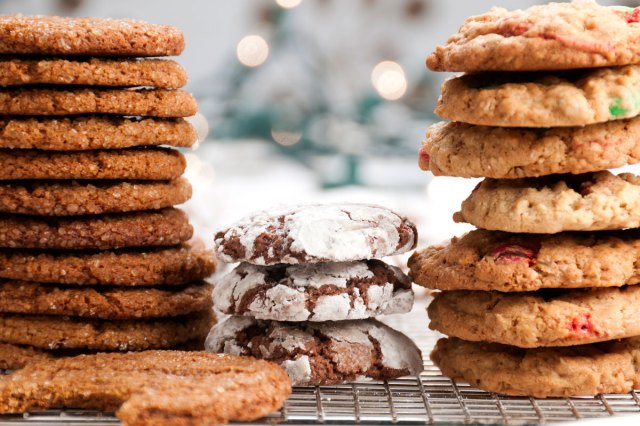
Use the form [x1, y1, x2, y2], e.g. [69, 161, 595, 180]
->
[617, 8, 640, 23]
[496, 16, 531, 37]
[419, 149, 430, 170]
[568, 313, 597, 337]
[490, 243, 537, 266]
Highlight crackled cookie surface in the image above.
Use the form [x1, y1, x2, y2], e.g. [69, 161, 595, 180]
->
[214, 260, 413, 321]
[436, 66, 640, 127]
[206, 316, 423, 386]
[428, 3, 640, 72]
[455, 171, 640, 233]
[0, 351, 291, 426]
[429, 286, 640, 348]
[215, 204, 417, 265]
[421, 119, 640, 179]
[408, 229, 640, 292]
[431, 337, 640, 398]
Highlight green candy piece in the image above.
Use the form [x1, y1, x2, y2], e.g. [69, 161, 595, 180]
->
[610, 5, 635, 12]
[610, 98, 628, 117]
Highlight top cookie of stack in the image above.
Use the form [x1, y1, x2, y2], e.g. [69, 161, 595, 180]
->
[410, 2, 640, 398]
[0, 15, 215, 367]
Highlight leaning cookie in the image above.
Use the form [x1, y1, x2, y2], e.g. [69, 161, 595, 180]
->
[214, 260, 413, 321]
[206, 316, 423, 386]
[0, 351, 292, 426]
[431, 337, 640, 398]
[429, 286, 640, 348]
[408, 229, 640, 292]
[215, 203, 417, 265]
[455, 171, 640, 233]
[421, 119, 640, 179]
[436, 66, 640, 127]
[427, 3, 640, 72]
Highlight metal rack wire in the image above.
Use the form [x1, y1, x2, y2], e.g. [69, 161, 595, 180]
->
[2, 295, 640, 425]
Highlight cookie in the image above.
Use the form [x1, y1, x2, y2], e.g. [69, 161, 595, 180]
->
[427, 3, 640, 72]
[214, 260, 413, 322]
[0, 15, 184, 56]
[431, 337, 640, 398]
[0, 58, 186, 88]
[215, 203, 417, 265]
[0, 147, 185, 180]
[0, 244, 215, 286]
[0, 350, 291, 426]
[205, 316, 423, 386]
[0, 280, 212, 320]
[0, 342, 52, 370]
[436, 66, 640, 127]
[455, 171, 640, 233]
[0, 116, 196, 150]
[0, 88, 197, 117]
[0, 208, 192, 250]
[421, 118, 640, 179]
[0, 178, 191, 216]
[0, 310, 214, 351]
[408, 229, 640, 292]
[429, 286, 640, 348]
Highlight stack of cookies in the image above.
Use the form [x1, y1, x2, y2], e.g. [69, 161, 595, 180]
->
[206, 204, 424, 385]
[409, 2, 640, 397]
[0, 16, 216, 368]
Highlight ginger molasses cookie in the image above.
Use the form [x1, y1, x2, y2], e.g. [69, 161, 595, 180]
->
[206, 316, 423, 386]
[0, 310, 214, 351]
[0, 351, 291, 426]
[0, 178, 191, 216]
[455, 171, 640, 233]
[436, 66, 640, 127]
[0, 280, 212, 320]
[0, 116, 196, 150]
[0, 58, 187, 88]
[0, 343, 52, 370]
[0, 88, 197, 117]
[421, 119, 640, 179]
[427, 3, 640, 72]
[428, 286, 640, 348]
[431, 337, 640, 398]
[215, 204, 417, 265]
[408, 229, 640, 292]
[215, 260, 413, 322]
[0, 208, 192, 250]
[0, 15, 184, 56]
[0, 148, 185, 180]
[0, 244, 215, 286]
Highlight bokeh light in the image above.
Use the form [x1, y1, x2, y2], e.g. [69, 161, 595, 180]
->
[271, 129, 302, 146]
[371, 61, 407, 101]
[236, 35, 269, 67]
[275, 0, 303, 8]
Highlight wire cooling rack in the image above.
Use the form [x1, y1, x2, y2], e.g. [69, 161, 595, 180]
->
[2, 291, 640, 425]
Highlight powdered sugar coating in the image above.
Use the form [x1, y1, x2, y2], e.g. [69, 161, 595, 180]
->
[205, 316, 423, 386]
[213, 260, 413, 321]
[214, 204, 418, 265]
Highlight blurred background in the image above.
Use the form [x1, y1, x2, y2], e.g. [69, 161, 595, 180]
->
[1, 0, 636, 249]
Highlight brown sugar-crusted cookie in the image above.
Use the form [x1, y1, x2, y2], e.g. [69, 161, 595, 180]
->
[0, 58, 187, 88]
[0, 208, 192, 250]
[206, 316, 423, 386]
[428, 286, 640, 348]
[0, 351, 291, 426]
[215, 260, 414, 321]
[431, 337, 640, 398]
[0, 15, 184, 57]
[0, 280, 213, 320]
[0, 147, 185, 180]
[215, 203, 417, 265]
[427, 3, 640, 72]
[455, 171, 640, 233]
[421, 119, 640, 179]
[0, 342, 52, 370]
[0, 88, 197, 117]
[0, 116, 196, 150]
[0, 310, 214, 351]
[408, 229, 640, 292]
[436, 66, 640, 127]
[0, 178, 191, 216]
[0, 244, 215, 286]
